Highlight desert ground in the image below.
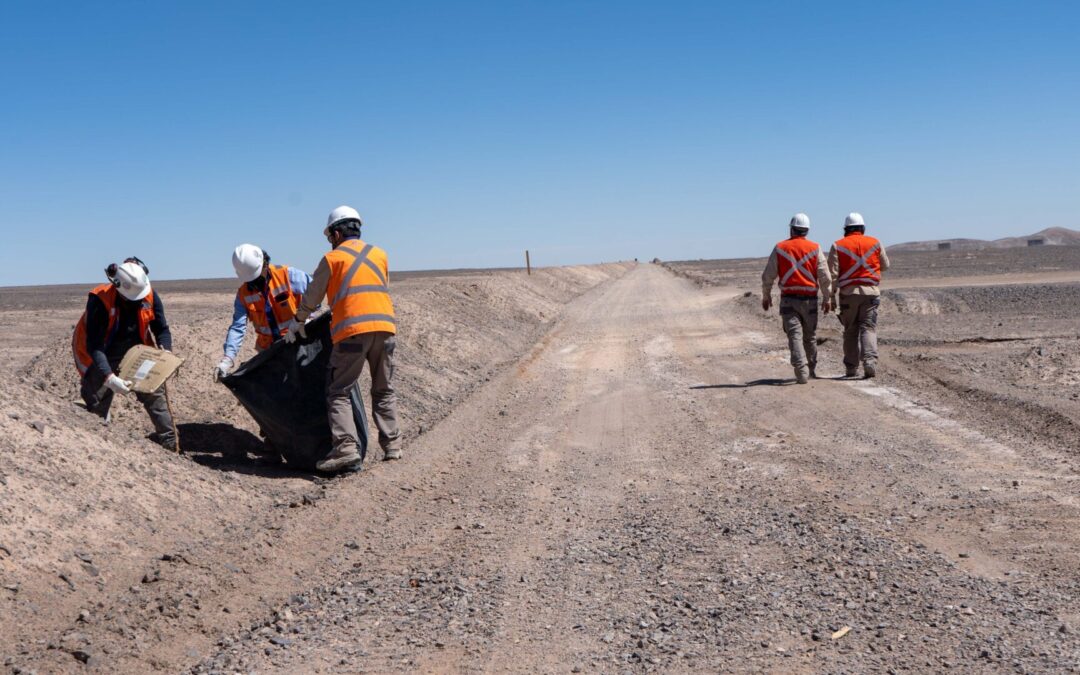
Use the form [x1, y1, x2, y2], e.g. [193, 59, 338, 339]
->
[1, 249, 1079, 673]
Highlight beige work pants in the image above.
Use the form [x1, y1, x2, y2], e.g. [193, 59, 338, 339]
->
[838, 294, 880, 371]
[327, 332, 401, 456]
[779, 295, 818, 372]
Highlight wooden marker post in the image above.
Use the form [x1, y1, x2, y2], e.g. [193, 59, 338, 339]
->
[526, 250, 531, 275]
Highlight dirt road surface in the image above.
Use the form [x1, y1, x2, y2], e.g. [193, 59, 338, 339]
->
[4, 261, 1079, 673]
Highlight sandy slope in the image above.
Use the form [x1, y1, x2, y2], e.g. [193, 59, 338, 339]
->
[3, 260, 1079, 672]
[0, 263, 632, 672]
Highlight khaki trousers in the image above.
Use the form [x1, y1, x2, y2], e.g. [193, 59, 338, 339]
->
[779, 295, 818, 371]
[327, 332, 401, 456]
[838, 294, 880, 371]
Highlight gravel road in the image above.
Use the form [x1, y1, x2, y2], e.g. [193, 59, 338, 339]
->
[186, 264, 1079, 673]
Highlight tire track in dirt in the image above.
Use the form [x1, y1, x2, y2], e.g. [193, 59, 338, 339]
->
[191, 264, 1079, 672]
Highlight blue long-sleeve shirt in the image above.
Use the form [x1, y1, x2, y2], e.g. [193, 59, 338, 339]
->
[223, 266, 312, 360]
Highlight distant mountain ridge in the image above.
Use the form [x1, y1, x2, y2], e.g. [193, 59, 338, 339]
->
[891, 227, 1080, 252]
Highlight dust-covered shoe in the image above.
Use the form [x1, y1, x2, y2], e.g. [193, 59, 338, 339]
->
[845, 368, 858, 378]
[795, 367, 809, 385]
[316, 451, 362, 473]
[863, 362, 877, 379]
[156, 434, 178, 453]
[809, 366, 818, 379]
[383, 448, 403, 461]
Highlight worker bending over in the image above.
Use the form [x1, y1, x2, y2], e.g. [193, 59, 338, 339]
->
[214, 244, 311, 380]
[761, 213, 833, 384]
[285, 206, 402, 473]
[71, 258, 177, 450]
[829, 213, 890, 378]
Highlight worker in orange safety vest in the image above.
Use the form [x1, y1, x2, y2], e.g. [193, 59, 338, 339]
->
[828, 212, 890, 378]
[761, 213, 833, 384]
[214, 244, 312, 381]
[71, 257, 177, 450]
[285, 205, 401, 474]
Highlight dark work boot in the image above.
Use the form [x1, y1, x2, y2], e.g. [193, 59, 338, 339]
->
[317, 449, 362, 473]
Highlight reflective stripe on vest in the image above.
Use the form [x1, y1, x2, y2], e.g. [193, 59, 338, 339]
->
[835, 235, 882, 289]
[72, 284, 155, 375]
[775, 238, 821, 296]
[236, 265, 302, 351]
[325, 239, 396, 343]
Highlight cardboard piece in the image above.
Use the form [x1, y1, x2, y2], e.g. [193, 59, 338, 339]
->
[117, 345, 184, 393]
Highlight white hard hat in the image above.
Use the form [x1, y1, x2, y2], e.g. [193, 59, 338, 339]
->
[789, 213, 810, 230]
[113, 261, 151, 301]
[324, 205, 363, 237]
[844, 212, 866, 228]
[232, 244, 265, 283]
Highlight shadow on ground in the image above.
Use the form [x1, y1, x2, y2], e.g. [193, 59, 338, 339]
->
[176, 422, 316, 480]
[691, 378, 792, 389]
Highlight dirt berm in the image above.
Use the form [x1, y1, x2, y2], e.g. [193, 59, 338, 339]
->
[0, 263, 632, 672]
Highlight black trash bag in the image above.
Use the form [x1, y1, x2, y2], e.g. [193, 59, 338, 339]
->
[220, 313, 368, 470]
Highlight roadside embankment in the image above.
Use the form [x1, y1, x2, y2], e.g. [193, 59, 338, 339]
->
[0, 262, 633, 671]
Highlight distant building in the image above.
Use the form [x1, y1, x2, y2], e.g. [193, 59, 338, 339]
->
[1027, 238, 1045, 247]
[937, 242, 952, 251]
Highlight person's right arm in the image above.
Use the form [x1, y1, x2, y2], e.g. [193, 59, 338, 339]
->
[223, 296, 248, 360]
[827, 245, 840, 304]
[761, 248, 778, 309]
[294, 257, 331, 324]
[84, 294, 114, 377]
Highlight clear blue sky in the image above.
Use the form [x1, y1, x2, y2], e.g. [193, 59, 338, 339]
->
[1, 1, 1077, 285]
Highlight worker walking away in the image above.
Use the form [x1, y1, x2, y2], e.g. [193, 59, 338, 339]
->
[829, 213, 890, 378]
[285, 205, 401, 473]
[214, 244, 312, 380]
[761, 213, 833, 384]
[71, 258, 177, 450]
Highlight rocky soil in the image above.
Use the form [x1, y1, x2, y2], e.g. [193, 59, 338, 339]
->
[3, 251, 1079, 673]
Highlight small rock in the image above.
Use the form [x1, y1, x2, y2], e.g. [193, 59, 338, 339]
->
[59, 573, 76, 590]
[344, 541, 360, 550]
[29, 421, 45, 434]
[74, 552, 92, 563]
[1060, 623, 1071, 635]
[77, 610, 90, 623]
[71, 650, 92, 664]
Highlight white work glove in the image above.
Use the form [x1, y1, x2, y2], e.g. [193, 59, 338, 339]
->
[214, 356, 234, 381]
[105, 374, 133, 395]
[282, 319, 307, 344]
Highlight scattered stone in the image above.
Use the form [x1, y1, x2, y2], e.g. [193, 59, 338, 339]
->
[29, 421, 45, 434]
[58, 573, 76, 591]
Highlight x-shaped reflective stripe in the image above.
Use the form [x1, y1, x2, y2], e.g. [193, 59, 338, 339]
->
[777, 247, 820, 285]
[836, 243, 881, 280]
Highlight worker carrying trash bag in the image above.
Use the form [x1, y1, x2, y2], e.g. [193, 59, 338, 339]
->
[761, 213, 833, 384]
[828, 212, 890, 379]
[214, 244, 312, 380]
[71, 257, 178, 450]
[284, 205, 402, 473]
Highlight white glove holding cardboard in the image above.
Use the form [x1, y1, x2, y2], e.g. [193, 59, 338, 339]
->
[105, 374, 133, 395]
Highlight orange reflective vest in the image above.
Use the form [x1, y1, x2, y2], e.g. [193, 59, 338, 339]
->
[834, 233, 883, 291]
[72, 284, 155, 376]
[237, 264, 303, 351]
[774, 236, 822, 297]
[324, 238, 396, 343]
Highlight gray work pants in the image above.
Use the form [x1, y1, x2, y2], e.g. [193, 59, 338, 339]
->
[838, 294, 880, 371]
[779, 295, 818, 371]
[80, 360, 175, 444]
[327, 332, 401, 456]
